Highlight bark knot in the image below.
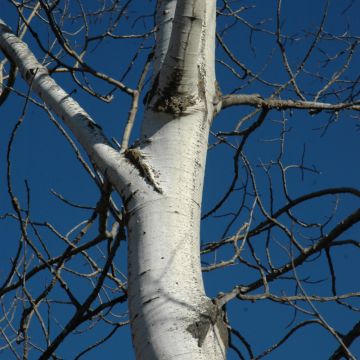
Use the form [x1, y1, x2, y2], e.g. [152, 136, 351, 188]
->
[153, 94, 198, 115]
[124, 148, 163, 194]
[146, 69, 200, 116]
[187, 299, 228, 348]
[24, 66, 48, 82]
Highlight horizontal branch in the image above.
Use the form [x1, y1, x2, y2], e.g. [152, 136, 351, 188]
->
[202, 188, 360, 255]
[235, 292, 360, 303]
[221, 93, 360, 112]
[216, 207, 360, 307]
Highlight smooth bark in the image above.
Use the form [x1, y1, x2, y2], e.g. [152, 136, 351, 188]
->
[0, 0, 227, 358]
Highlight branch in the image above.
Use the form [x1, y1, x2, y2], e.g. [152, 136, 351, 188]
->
[0, 2, 41, 106]
[216, 207, 360, 307]
[221, 94, 360, 112]
[39, 235, 123, 359]
[0, 19, 143, 197]
[329, 320, 360, 360]
[0, 58, 16, 106]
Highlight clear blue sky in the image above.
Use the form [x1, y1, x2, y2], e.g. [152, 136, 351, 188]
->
[1, 1, 359, 359]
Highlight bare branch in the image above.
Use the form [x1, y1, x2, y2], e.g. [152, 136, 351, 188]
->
[221, 94, 360, 112]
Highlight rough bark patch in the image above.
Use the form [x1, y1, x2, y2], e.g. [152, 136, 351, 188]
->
[186, 299, 228, 348]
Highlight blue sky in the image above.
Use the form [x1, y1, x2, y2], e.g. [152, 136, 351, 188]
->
[1, 1, 360, 359]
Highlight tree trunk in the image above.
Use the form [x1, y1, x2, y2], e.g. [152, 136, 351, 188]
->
[126, 1, 226, 358]
[127, 109, 226, 359]
[0, 0, 228, 358]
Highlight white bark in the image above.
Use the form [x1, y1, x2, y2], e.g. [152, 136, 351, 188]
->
[127, 111, 225, 359]
[0, 19, 145, 200]
[0, 0, 227, 357]
[153, 0, 177, 75]
[127, 1, 226, 358]
[157, 0, 204, 96]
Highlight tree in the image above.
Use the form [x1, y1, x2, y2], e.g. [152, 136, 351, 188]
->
[0, 1, 359, 359]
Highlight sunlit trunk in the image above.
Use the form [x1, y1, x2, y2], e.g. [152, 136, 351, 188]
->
[125, 1, 226, 358]
[0, 0, 227, 358]
[127, 109, 226, 359]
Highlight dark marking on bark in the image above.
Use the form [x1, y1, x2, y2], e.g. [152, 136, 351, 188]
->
[148, 68, 198, 115]
[124, 148, 163, 194]
[143, 73, 159, 106]
[123, 191, 139, 224]
[24, 68, 37, 81]
[24, 66, 49, 82]
[154, 93, 197, 114]
[86, 120, 102, 131]
[213, 81, 222, 109]
[187, 299, 229, 348]
[153, 69, 197, 114]
[139, 270, 150, 276]
[197, 68, 206, 102]
[143, 296, 160, 306]
[93, 122, 102, 130]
